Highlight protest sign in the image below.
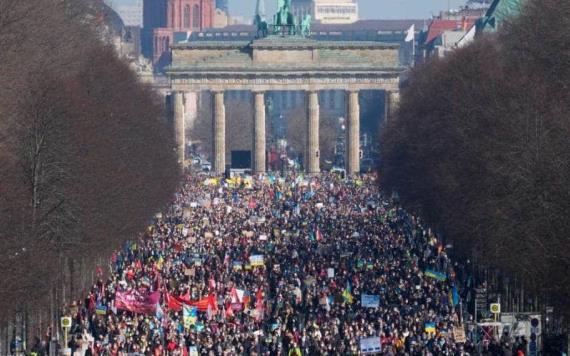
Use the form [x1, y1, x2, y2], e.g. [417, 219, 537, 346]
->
[360, 337, 381, 354]
[232, 261, 243, 271]
[327, 268, 335, 278]
[361, 294, 380, 308]
[249, 255, 264, 267]
[453, 326, 467, 343]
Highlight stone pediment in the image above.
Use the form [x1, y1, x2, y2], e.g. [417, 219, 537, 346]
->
[170, 35, 402, 72]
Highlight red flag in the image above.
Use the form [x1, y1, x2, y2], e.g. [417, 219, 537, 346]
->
[208, 278, 216, 292]
[208, 293, 218, 312]
[248, 198, 257, 209]
[166, 293, 183, 312]
[255, 288, 264, 321]
[88, 294, 96, 313]
[178, 291, 192, 304]
[316, 227, 324, 242]
[167, 293, 214, 312]
[242, 292, 251, 310]
[225, 302, 234, 318]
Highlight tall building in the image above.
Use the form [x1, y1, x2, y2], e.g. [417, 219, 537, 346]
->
[292, 0, 358, 24]
[142, 0, 215, 69]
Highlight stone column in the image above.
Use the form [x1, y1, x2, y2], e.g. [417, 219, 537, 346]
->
[252, 91, 266, 173]
[306, 91, 320, 174]
[185, 91, 198, 129]
[346, 90, 360, 175]
[385, 90, 401, 123]
[212, 91, 226, 175]
[173, 91, 185, 170]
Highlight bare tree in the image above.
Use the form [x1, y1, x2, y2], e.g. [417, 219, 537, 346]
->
[380, 0, 570, 316]
[0, 0, 180, 341]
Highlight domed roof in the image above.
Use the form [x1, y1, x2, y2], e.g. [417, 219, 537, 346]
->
[95, 1, 126, 36]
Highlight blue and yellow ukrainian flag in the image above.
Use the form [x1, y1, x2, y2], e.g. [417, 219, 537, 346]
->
[425, 322, 436, 334]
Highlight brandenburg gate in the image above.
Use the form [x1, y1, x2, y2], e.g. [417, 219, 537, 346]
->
[167, 35, 403, 175]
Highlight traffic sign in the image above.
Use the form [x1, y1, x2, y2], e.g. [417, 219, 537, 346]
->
[490, 303, 501, 314]
[61, 316, 72, 329]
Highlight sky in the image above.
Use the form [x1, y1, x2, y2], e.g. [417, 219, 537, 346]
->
[109, 0, 467, 20]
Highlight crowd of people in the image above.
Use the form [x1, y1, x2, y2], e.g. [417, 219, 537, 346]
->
[48, 173, 478, 355]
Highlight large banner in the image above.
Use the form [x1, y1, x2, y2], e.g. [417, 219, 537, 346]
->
[115, 290, 160, 315]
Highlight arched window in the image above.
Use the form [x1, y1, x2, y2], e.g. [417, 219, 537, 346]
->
[183, 5, 191, 28]
[192, 4, 200, 28]
[163, 37, 168, 52]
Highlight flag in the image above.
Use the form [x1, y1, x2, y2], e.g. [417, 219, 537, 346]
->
[166, 293, 183, 312]
[208, 293, 218, 313]
[183, 305, 197, 328]
[243, 291, 251, 310]
[225, 302, 234, 318]
[255, 288, 264, 320]
[156, 303, 164, 320]
[425, 322, 436, 334]
[248, 198, 257, 209]
[448, 285, 460, 306]
[342, 281, 353, 304]
[424, 269, 447, 282]
[166, 293, 214, 312]
[231, 288, 244, 304]
[95, 305, 107, 316]
[405, 24, 415, 42]
[315, 226, 324, 242]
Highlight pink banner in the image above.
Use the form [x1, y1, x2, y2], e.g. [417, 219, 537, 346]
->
[115, 290, 160, 315]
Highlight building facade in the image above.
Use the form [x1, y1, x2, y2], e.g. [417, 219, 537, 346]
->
[142, 0, 215, 68]
[292, 0, 358, 24]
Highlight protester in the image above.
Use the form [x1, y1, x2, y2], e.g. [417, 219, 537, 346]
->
[61, 173, 471, 355]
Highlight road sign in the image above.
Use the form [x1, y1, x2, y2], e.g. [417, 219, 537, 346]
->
[490, 303, 501, 314]
[61, 317, 72, 329]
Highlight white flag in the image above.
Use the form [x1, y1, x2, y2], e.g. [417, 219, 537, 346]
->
[405, 24, 415, 42]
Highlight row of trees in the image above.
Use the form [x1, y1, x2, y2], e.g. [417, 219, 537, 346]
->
[0, 0, 179, 346]
[381, 0, 570, 315]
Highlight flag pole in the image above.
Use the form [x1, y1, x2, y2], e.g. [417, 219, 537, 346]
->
[412, 31, 416, 67]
